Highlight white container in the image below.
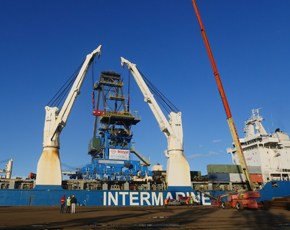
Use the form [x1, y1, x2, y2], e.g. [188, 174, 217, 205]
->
[229, 173, 245, 182]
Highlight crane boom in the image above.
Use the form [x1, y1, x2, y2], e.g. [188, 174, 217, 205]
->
[45, 45, 102, 146]
[121, 57, 174, 139]
[121, 57, 191, 188]
[36, 46, 102, 186]
[191, 0, 254, 191]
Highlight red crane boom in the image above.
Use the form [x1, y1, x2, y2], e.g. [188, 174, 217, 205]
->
[191, 0, 254, 191]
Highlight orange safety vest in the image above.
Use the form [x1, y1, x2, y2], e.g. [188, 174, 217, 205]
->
[164, 199, 168, 205]
[186, 199, 189, 204]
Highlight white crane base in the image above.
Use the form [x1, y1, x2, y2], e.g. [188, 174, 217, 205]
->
[36, 147, 62, 186]
[166, 151, 191, 187]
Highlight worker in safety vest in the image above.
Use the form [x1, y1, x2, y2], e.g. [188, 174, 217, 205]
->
[186, 198, 189, 208]
[164, 198, 168, 209]
[189, 196, 194, 209]
[66, 196, 71, 213]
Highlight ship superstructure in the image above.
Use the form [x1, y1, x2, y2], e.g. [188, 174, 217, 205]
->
[227, 108, 290, 183]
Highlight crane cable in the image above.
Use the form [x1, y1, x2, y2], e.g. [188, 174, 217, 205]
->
[0, 159, 11, 165]
[47, 61, 84, 108]
[92, 60, 95, 110]
[128, 70, 130, 112]
[137, 68, 179, 114]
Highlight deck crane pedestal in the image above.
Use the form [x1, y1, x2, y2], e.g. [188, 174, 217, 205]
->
[121, 57, 191, 188]
[36, 45, 102, 186]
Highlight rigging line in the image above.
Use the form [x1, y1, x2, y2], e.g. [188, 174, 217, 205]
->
[128, 70, 130, 112]
[0, 159, 11, 164]
[92, 60, 95, 110]
[157, 98, 171, 114]
[135, 67, 178, 114]
[51, 75, 76, 105]
[144, 79, 172, 113]
[144, 82, 171, 114]
[92, 60, 95, 90]
[138, 68, 179, 112]
[47, 61, 84, 106]
[47, 71, 78, 107]
[146, 78, 177, 111]
[158, 96, 175, 114]
[52, 75, 76, 107]
[145, 78, 179, 112]
[145, 77, 178, 113]
[55, 77, 76, 108]
[51, 63, 81, 107]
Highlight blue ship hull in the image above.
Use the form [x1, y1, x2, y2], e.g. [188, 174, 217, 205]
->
[0, 181, 289, 206]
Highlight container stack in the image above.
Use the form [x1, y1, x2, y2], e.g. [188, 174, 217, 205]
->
[207, 165, 263, 183]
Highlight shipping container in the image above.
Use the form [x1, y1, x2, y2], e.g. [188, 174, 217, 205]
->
[248, 166, 262, 174]
[208, 173, 230, 182]
[229, 173, 245, 182]
[250, 174, 263, 183]
[207, 165, 241, 173]
[207, 164, 261, 174]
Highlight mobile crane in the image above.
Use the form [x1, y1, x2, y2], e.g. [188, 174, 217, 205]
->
[36, 45, 102, 186]
[121, 57, 191, 188]
[191, 1, 268, 210]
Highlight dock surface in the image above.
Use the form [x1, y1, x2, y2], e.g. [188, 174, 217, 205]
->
[0, 206, 289, 229]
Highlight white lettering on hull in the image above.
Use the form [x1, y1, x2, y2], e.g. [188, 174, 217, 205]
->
[102, 191, 211, 206]
[152, 192, 163, 205]
[119, 192, 128, 206]
[130, 192, 139, 205]
[140, 192, 150, 206]
[108, 192, 118, 205]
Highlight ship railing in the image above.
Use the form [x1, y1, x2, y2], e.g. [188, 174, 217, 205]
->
[102, 110, 141, 120]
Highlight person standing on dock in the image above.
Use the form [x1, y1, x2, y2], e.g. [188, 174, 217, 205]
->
[189, 196, 194, 209]
[66, 196, 71, 213]
[60, 195, 65, 213]
[164, 198, 168, 209]
[71, 195, 77, 214]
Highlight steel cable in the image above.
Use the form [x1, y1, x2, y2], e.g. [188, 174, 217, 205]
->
[137, 68, 179, 115]
[47, 61, 84, 107]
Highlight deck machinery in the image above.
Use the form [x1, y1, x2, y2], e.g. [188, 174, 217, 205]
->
[76, 71, 153, 181]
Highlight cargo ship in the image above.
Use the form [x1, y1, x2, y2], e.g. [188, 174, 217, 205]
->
[1, 107, 290, 206]
[1, 43, 290, 206]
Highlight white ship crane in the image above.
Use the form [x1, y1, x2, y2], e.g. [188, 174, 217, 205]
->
[0, 158, 13, 179]
[36, 46, 102, 186]
[121, 57, 191, 188]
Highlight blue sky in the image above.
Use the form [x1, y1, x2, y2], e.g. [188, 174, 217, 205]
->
[1, 1, 290, 178]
